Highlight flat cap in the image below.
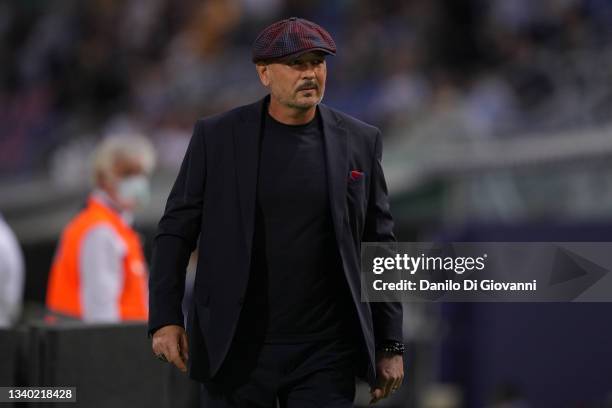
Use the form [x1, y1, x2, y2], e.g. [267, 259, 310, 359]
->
[252, 17, 336, 63]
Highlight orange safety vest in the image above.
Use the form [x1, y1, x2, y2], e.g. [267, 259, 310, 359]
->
[46, 196, 148, 321]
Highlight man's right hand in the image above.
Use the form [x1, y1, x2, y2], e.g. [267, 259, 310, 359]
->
[151, 324, 189, 373]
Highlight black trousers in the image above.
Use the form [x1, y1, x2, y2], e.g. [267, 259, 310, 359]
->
[199, 336, 361, 408]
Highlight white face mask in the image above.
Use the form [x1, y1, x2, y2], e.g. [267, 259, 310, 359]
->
[116, 175, 151, 209]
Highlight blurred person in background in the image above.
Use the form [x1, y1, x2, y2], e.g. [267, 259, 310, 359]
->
[149, 17, 403, 407]
[46, 134, 156, 322]
[0, 213, 25, 327]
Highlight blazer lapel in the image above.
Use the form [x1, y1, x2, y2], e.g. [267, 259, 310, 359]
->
[233, 95, 268, 261]
[319, 103, 349, 248]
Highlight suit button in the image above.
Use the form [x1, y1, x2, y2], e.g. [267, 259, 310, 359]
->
[238, 296, 245, 306]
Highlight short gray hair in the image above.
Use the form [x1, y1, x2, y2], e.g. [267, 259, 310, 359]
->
[92, 133, 156, 185]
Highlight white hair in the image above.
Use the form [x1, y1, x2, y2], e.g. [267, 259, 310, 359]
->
[92, 133, 156, 186]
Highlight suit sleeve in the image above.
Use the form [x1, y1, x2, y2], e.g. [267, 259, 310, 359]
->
[148, 120, 206, 336]
[363, 129, 403, 344]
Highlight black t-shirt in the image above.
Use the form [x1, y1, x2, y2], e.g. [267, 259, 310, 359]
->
[236, 108, 359, 343]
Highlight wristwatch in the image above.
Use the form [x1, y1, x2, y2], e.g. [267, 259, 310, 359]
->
[375, 340, 405, 356]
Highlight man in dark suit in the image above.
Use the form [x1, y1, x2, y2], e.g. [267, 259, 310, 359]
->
[149, 17, 404, 407]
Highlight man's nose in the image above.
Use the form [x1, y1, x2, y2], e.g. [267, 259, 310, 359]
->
[301, 65, 316, 79]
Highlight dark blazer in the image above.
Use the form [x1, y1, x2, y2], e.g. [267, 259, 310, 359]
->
[148, 95, 402, 387]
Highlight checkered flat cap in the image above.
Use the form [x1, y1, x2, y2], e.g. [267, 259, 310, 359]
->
[252, 17, 336, 63]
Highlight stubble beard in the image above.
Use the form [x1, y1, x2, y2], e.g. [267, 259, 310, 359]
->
[287, 89, 324, 110]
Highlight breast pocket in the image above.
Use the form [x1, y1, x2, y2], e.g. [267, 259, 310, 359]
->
[346, 174, 367, 238]
[347, 170, 367, 201]
[347, 176, 365, 193]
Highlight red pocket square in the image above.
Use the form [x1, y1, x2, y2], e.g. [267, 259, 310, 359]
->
[350, 170, 364, 181]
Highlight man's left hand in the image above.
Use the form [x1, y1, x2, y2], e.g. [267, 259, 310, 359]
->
[369, 354, 404, 405]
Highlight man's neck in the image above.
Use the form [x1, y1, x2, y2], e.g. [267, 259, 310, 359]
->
[268, 98, 317, 125]
[91, 189, 134, 225]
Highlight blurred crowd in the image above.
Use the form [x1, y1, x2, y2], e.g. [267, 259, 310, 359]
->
[2, 0, 612, 180]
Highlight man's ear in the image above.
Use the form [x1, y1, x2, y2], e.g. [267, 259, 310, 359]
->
[256, 63, 270, 87]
